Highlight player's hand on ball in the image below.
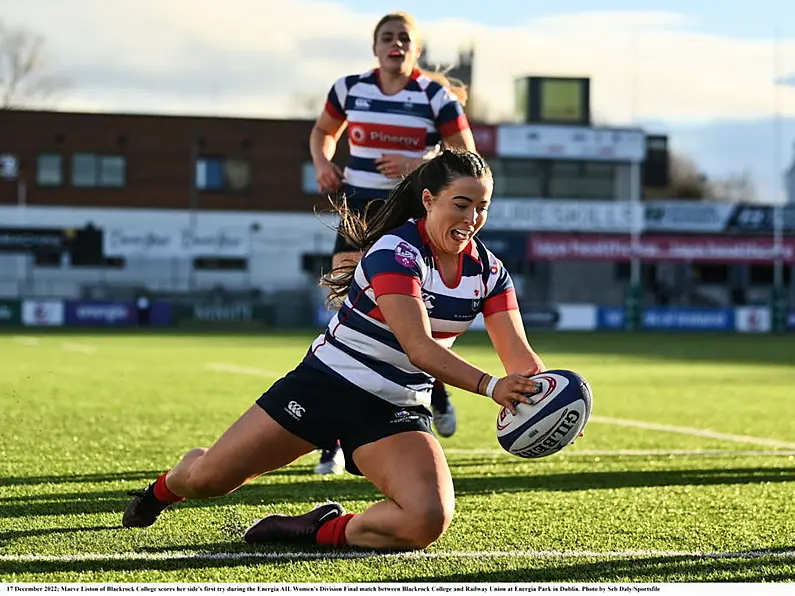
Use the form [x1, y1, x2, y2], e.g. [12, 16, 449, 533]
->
[492, 374, 542, 414]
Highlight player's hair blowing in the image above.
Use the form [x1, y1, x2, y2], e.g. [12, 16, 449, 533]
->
[372, 11, 469, 106]
[321, 149, 491, 307]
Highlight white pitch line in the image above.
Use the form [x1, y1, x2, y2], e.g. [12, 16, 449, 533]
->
[206, 362, 282, 378]
[13, 336, 39, 346]
[2, 549, 794, 563]
[445, 448, 795, 457]
[61, 342, 97, 354]
[591, 416, 795, 449]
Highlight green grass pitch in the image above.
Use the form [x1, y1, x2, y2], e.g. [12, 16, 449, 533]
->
[1, 330, 794, 582]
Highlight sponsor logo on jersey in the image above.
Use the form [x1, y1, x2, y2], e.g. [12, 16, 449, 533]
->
[348, 122, 426, 151]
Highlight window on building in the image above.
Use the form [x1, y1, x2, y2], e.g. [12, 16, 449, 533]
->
[749, 265, 791, 286]
[33, 251, 62, 267]
[0, 154, 19, 179]
[548, 160, 616, 200]
[693, 264, 729, 285]
[37, 154, 63, 186]
[196, 157, 251, 191]
[614, 262, 630, 281]
[302, 162, 318, 194]
[99, 156, 126, 187]
[547, 161, 579, 198]
[193, 257, 248, 271]
[72, 154, 126, 188]
[490, 158, 542, 197]
[103, 257, 126, 269]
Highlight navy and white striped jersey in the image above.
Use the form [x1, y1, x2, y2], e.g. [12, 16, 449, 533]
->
[324, 68, 470, 197]
[304, 219, 519, 409]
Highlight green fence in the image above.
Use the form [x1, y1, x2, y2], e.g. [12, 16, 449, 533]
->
[0, 300, 21, 326]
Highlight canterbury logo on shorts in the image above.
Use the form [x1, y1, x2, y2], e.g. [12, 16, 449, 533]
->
[285, 400, 305, 420]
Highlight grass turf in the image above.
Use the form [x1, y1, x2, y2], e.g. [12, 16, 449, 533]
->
[1, 331, 794, 582]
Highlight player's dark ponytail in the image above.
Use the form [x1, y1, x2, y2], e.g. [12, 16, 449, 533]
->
[321, 149, 491, 307]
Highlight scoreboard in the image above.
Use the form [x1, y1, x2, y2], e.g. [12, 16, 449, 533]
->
[515, 76, 591, 126]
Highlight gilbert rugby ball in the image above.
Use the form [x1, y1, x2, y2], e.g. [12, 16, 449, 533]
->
[496, 369, 592, 459]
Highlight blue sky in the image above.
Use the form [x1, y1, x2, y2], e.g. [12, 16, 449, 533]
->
[2, 0, 794, 202]
[344, 0, 793, 39]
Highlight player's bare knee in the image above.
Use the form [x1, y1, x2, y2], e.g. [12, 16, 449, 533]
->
[399, 499, 454, 549]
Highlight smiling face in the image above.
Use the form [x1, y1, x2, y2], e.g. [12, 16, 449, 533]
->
[373, 17, 421, 76]
[422, 175, 493, 256]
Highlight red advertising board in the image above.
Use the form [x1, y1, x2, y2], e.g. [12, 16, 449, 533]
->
[527, 234, 795, 263]
[470, 123, 497, 156]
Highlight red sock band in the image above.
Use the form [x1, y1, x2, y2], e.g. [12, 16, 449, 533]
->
[152, 473, 185, 504]
[316, 513, 356, 547]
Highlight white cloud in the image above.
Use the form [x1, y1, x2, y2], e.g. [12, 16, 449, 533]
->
[3, 0, 795, 123]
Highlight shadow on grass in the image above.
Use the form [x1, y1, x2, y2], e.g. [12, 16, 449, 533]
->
[1, 466, 793, 519]
[0, 525, 117, 545]
[401, 552, 795, 582]
[0, 466, 316, 488]
[0, 470, 164, 487]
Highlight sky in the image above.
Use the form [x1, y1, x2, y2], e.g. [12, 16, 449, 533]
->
[2, 0, 795, 203]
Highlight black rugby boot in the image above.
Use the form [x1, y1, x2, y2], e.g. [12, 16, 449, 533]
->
[243, 502, 345, 544]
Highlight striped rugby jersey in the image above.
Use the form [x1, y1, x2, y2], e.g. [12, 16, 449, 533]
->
[304, 218, 519, 409]
[324, 68, 470, 196]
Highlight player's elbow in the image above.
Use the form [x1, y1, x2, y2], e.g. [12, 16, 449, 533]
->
[404, 341, 437, 373]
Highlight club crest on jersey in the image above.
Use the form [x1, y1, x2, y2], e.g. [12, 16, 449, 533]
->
[394, 242, 419, 268]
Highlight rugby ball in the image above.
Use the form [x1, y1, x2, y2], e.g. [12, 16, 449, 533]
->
[496, 369, 592, 459]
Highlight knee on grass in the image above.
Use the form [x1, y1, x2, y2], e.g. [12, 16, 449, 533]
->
[393, 500, 454, 550]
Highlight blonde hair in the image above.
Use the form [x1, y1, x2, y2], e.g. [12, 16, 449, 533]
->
[373, 11, 469, 106]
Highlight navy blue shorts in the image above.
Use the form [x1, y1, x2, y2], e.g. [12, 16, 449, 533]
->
[333, 187, 389, 255]
[256, 362, 433, 475]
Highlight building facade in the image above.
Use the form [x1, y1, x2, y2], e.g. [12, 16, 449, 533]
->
[1, 110, 792, 321]
[0, 110, 336, 213]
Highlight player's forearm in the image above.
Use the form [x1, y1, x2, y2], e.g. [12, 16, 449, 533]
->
[407, 339, 491, 396]
[309, 127, 338, 165]
[501, 349, 545, 376]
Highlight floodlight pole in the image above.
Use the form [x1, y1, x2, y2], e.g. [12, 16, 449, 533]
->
[627, 156, 644, 331]
[772, 29, 786, 332]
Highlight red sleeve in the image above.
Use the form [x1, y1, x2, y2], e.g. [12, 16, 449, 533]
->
[482, 289, 519, 317]
[438, 113, 471, 139]
[371, 272, 422, 299]
[324, 100, 345, 121]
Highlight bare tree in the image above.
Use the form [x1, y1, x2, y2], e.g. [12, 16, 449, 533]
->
[289, 92, 324, 118]
[0, 19, 67, 109]
[708, 169, 758, 203]
[655, 152, 758, 203]
[668, 151, 709, 199]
